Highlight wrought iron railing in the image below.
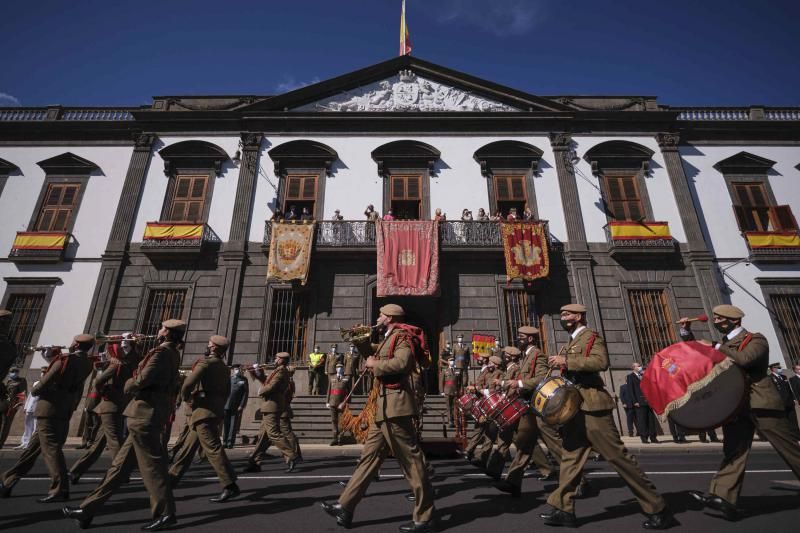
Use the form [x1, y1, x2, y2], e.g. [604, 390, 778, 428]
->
[141, 223, 220, 248]
[604, 224, 676, 249]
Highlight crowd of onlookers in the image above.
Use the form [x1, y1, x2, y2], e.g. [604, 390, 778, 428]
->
[269, 204, 539, 222]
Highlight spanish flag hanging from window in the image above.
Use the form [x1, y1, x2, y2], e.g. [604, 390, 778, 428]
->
[400, 0, 412, 56]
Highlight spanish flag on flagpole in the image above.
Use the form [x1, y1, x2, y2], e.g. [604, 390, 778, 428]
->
[400, 0, 412, 56]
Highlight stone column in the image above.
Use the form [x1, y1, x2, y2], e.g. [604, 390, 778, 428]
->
[656, 133, 724, 316]
[217, 133, 264, 361]
[84, 133, 156, 334]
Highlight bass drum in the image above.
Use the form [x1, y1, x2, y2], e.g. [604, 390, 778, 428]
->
[532, 376, 582, 426]
[668, 364, 746, 430]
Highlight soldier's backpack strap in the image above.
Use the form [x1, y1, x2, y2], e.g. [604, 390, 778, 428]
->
[738, 333, 754, 351]
[584, 332, 599, 358]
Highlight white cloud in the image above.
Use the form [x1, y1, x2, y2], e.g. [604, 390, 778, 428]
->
[0, 92, 21, 106]
[274, 76, 321, 94]
[436, 0, 543, 37]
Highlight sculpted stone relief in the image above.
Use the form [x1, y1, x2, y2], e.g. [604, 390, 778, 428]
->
[293, 70, 518, 112]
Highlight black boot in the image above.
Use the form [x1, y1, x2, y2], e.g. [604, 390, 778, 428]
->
[209, 483, 240, 503]
[643, 509, 678, 530]
[37, 492, 69, 503]
[320, 501, 352, 528]
[286, 459, 297, 473]
[492, 481, 521, 498]
[540, 507, 577, 527]
[398, 521, 436, 532]
[141, 514, 177, 531]
[63, 506, 93, 529]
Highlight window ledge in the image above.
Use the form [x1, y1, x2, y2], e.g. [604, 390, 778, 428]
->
[8, 232, 69, 263]
[744, 231, 800, 264]
[140, 222, 220, 259]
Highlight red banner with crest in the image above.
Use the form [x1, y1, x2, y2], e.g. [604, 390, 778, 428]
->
[501, 222, 550, 282]
[376, 220, 440, 296]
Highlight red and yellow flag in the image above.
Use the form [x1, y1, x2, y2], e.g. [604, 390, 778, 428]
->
[608, 221, 672, 240]
[400, 0, 411, 56]
[12, 232, 68, 250]
[143, 222, 203, 240]
[745, 231, 800, 248]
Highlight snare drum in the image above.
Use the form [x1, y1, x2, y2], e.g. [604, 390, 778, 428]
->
[471, 396, 488, 420]
[532, 376, 582, 425]
[457, 393, 475, 415]
[493, 397, 529, 431]
[480, 391, 507, 420]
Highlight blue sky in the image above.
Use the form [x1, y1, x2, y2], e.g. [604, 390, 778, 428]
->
[1, 0, 798, 108]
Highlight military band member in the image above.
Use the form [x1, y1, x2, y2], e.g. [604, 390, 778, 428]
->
[1, 365, 27, 448]
[441, 356, 459, 427]
[168, 335, 239, 502]
[685, 305, 800, 521]
[0, 309, 16, 382]
[485, 346, 523, 480]
[327, 362, 349, 446]
[77, 382, 101, 450]
[0, 334, 92, 502]
[464, 354, 503, 469]
[63, 319, 184, 531]
[538, 304, 674, 530]
[246, 352, 299, 473]
[283, 365, 303, 460]
[321, 304, 435, 533]
[307, 345, 325, 395]
[69, 338, 137, 484]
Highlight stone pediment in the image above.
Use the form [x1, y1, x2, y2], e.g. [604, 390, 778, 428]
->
[292, 70, 519, 113]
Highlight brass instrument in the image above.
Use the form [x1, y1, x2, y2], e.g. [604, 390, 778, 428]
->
[23, 344, 64, 354]
[340, 323, 380, 344]
[95, 333, 157, 344]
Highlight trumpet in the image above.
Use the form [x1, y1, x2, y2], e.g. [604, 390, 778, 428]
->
[340, 322, 381, 344]
[23, 344, 65, 353]
[246, 363, 272, 372]
[95, 333, 157, 344]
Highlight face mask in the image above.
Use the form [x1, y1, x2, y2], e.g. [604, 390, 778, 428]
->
[121, 342, 132, 354]
[560, 319, 574, 332]
[517, 339, 528, 350]
[204, 347, 212, 357]
[714, 320, 734, 335]
[233, 369, 240, 376]
[157, 335, 166, 344]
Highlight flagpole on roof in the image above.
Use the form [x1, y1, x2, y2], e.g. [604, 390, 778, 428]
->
[400, 0, 411, 56]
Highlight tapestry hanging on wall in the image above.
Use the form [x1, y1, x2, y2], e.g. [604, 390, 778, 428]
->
[501, 222, 550, 281]
[267, 221, 315, 285]
[376, 220, 440, 296]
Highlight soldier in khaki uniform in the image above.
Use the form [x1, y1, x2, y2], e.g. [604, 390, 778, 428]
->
[464, 355, 503, 469]
[63, 319, 184, 531]
[485, 346, 525, 480]
[246, 352, 299, 473]
[441, 356, 459, 427]
[321, 304, 435, 533]
[538, 304, 675, 530]
[327, 362, 350, 445]
[168, 335, 239, 503]
[69, 339, 137, 483]
[685, 305, 800, 520]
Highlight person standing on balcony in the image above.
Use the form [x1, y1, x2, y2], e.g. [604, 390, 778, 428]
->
[300, 206, 313, 221]
[383, 210, 395, 221]
[331, 209, 344, 221]
[434, 208, 446, 221]
[364, 204, 379, 221]
[285, 205, 299, 221]
[461, 209, 473, 221]
[476, 208, 489, 221]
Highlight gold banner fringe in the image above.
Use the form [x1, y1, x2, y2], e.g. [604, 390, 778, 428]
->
[657, 358, 734, 422]
[338, 385, 379, 443]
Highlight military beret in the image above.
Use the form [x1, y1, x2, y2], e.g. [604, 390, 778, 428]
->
[0, 309, 11, 318]
[74, 333, 95, 344]
[379, 303, 405, 317]
[712, 304, 744, 319]
[518, 325, 539, 335]
[275, 352, 291, 360]
[210, 335, 229, 348]
[489, 355, 503, 366]
[162, 319, 187, 331]
[503, 346, 521, 356]
[561, 303, 587, 313]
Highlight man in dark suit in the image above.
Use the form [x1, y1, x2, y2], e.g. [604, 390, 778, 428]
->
[619, 383, 636, 438]
[626, 362, 658, 444]
[0, 310, 16, 383]
[223, 364, 248, 449]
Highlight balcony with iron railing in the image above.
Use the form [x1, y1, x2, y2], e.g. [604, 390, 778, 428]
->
[604, 221, 677, 260]
[736, 205, 800, 264]
[262, 220, 545, 251]
[140, 222, 221, 259]
[8, 231, 70, 263]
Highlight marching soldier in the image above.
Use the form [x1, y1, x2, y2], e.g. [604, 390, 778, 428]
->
[307, 345, 325, 395]
[320, 304, 435, 532]
[538, 304, 675, 529]
[69, 338, 137, 484]
[0, 309, 16, 382]
[169, 335, 239, 503]
[283, 364, 303, 460]
[0, 334, 92, 502]
[327, 362, 349, 446]
[63, 319, 185, 531]
[485, 346, 523, 480]
[245, 352, 299, 473]
[684, 305, 800, 520]
[464, 354, 503, 469]
[1, 366, 27, 448]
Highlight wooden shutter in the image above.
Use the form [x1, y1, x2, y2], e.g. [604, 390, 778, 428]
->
[35, 183, 81, 231]
[603, 175, 643, 221]
[494, 175, 526, 201]
[772, 205, 798, 231]
[732, 182, 774, 232]
[169, 175, 207, 222]
[390, 175, 422, 200]
[285, 175, 317, 201]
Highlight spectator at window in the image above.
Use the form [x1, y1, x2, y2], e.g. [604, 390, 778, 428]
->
[331, 209, 344, 221]
[490, 210, 503, 221]
[507, 207, 519, 221]
[461, 209, 473, 221]
[270, 209, 284, 222]
[523, 205, 534, 221]
[476, 208, 489, 221]
[285, 205, 299, 221]
[300, 206, 313, 221]
[383, 210, 395, 221]
[364, 204, 379, 221]
[434, 208, 446, 221]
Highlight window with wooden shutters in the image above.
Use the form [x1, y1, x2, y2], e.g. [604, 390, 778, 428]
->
[283, 174, 317, 218]
[503, 289, 548, 353]
[602, 175, 644, 221]
[34, 183, 81, 231]
[390, 175, 422, 219]
[6, 293, 46, 366]
[627, 289, 677, 365]
[266, 289, 308, 363]
[168, 175, 207, 222]
[139, 288, 187, 354]
[732, 181, 798, 232]
[493, 175, 527, 218]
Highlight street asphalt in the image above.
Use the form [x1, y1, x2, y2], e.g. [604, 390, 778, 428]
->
[0, 440, 797, 532]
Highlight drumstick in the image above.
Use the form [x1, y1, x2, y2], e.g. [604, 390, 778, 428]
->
[675, 314, 708, 324]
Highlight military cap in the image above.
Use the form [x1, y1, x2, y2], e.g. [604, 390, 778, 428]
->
[0, 309, 11, 318]
[489, 355, 503, 366]
[162, 319, 187, 331]
[379, 303, 405, 317]
[518, 325, 539, 335]
[275, 352, 291, 360]
[210, 335, 229, 348]
[561, 303, 587, 313]
[712, 304, 745, 319]
[74, 333, 95, 344]
[503, 346, 521, 356]
[9, 366, 19, 373]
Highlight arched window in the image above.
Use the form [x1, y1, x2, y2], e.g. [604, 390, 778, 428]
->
[371, 140, 440, 220]
[584, 140, 654, 222]
[473, 141, 543, 219]
[268, 140, 337, 220]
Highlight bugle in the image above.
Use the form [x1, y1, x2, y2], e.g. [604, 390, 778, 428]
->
[339, 323, 380, 344]
[95, 333, 157, 344]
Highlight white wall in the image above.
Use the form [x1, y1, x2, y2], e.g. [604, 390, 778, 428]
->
[0, 262, 102, 368]
[131, 136, 237, 242]
[680, 144, 800, 259]
[0, 145, 134, 258]
[248, 135, 569, 243]
[571, 136, 687, 244]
